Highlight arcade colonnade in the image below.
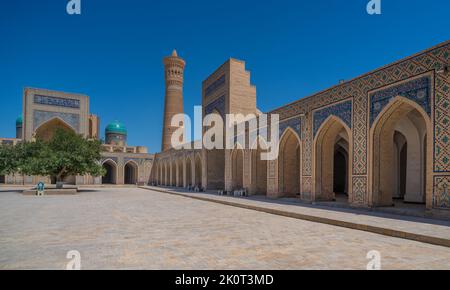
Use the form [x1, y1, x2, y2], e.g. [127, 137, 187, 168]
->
[101, 157, 153, 186]
[150, 42, 449, 216]
[151, 96, 433, 210]
[151, 150, 204, 188]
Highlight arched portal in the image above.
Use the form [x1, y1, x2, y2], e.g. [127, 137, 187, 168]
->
[35, 118, 78, 185]
[314, 116, 352, 202]
[333, 137, 349, 198]
[171, 161, 176, 186]
[393, 131, 407, 199]
[154, 163, 159, 185]
[158, 163, 163, 185]
[231, 147, 244, 189]
[177, 159, 184, 187]
[251, 139, 267, 195]
[371, 97, 430, 207]
[278, 129, 301, 196]
[163, 162, 168, 186]
[194, 155, 202, 188]
[102, 160, 118, 184]
[35, 118, 76, 141]
[186, 157, 193, 187]
[124, 161, 138, 185]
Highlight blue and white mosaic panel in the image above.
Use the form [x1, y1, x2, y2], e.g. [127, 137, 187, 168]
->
[370, 76, 431, 126]
[313, 100, 352, 137]
[34, 95, 81, 109]
[33, 110, 80, 132]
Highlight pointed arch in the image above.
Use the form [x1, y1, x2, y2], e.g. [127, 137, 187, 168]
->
[163, 161, 168, 186]
[278, 127, 302, 196]
[35, 117, 77, 141]
[369, 96, 432, 208]
[124, 160, 138, 185]
[250, 136, 268, 195]
[185, 155, 193, 187]
[152, 161, 160, 185]
[194, 153, 203, 188]
[102, 159, 118, 184]
[231, 144, 245, 190]
[313, 115, 352, 202]
[170, 159, 177, 187]
[177, 158, 184, 187]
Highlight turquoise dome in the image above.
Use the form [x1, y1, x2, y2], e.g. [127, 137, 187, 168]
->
[105, 120, 127, 135]
[16, 115, 23, 126]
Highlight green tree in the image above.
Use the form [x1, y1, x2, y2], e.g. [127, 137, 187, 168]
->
[0, 142, 20, 175]
[0, 129, 106, 187]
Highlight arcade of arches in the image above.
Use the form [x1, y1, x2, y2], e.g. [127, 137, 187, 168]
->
[150, 42, 450, 216]
[152, 99, 435, 212]
[101, 159, 148, 185]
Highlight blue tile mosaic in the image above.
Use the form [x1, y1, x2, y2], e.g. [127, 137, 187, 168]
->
[34, 95, 80, 109]
[279, 117, 301, 138]
[370, 76, 431, 126]
[313, 100, 352, 137]
[33, 110, 80, 133]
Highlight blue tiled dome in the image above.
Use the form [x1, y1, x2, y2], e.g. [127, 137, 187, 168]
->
[105, 120, 127, 135]
[16, 115, 23, 126]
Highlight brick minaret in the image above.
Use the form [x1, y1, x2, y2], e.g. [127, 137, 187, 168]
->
[161, 49, 186, 152]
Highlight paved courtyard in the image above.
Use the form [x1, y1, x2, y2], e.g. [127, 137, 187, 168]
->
[0, 187, 449, 270]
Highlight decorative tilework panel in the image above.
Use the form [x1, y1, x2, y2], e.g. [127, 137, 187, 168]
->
[33, 110, 80, 133]
[279, 117, 301, 138]
[205, 95, 226, 118]
[434, 74, 450, 172]
[433, 176, 450, 209]
[369, 76, 431, 126]
[34, 95, 80, 109]
[352, 176, 367, 205]
[313, 100, 352, 137]
[353, 88, 368, 175]
[302, 113, 312, 176]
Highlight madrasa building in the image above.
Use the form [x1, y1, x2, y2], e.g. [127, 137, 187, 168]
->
[0, 41, 449, 217]
[0, 88, 154, 186]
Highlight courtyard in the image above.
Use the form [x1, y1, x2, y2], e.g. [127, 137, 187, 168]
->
[0, 187, 449, 270]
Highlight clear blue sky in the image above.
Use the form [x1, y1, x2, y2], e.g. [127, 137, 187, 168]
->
[1, 0, 449, 153]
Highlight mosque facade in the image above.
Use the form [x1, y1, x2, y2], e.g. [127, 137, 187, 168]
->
[0, 88, 153, 186]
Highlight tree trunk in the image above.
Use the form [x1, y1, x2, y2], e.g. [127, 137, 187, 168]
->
[56, 168, 66, 189]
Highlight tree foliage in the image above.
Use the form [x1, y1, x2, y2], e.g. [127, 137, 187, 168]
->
[0, 129, 106, 182]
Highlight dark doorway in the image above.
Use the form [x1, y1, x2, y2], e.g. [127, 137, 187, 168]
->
[333, 150, 347, 194]
[0, 175, 5, 184]
[102, 162, 117, 184]
[124, 162, 137, 185]
[399, 142, 408, 199]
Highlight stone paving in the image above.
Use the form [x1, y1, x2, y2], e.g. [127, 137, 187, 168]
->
[0, 187, 449, 270]
[144, 187, 450, 245]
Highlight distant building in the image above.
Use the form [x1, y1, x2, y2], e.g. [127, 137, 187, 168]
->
[0, 88, 153, 186]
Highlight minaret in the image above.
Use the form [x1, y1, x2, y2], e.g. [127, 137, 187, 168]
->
[161, 49, 185, 152]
